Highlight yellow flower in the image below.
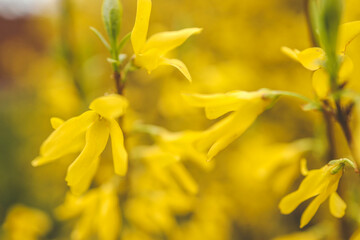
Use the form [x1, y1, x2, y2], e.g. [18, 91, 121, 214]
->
[2, 204, 52, 240]
[55, 183, 121, 240]
[279, 160, 349, 228]
[131, 0, 202, 81]
[282, 21, 360, 98]
[183, 89, 273, 160]
[32, 94, 128, 195]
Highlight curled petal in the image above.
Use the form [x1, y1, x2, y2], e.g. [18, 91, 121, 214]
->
[297, 48, 325, 71]
[32, 111, 98, 166]
[161, 58, 192, 82]
[329, 192, 346, 218]
[143, 28, 202, 55]
[66, 119, 110, 195]
[339, 21, 360, 53]
[109, 118, 128, 176]
[89, 94, 128, 119]
[131, 0, 152, 53]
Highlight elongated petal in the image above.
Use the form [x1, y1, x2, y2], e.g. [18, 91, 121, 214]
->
[281, 46, 300, 61]
[300, 172, 341, 228]
[182, 91, 263, 119]
[143, 28, 202, 55]
[66, 119, 110, 195]
[98, 187, 121, 240]
[312, 69, 329, 99]
[339, 21, 360, 52]
[279, 168, 328, 214]
[131, 0, 152, 53]
[32, 111, 98, 166]
[197, 99, 267, 159]
[161, 58, 192, 82]
[329, 192, 346, 218]
[89, 94, 128, 119]
[297, 48, 325, 71]
[170, 163, 198, 194]
[109, 118, 128, 176]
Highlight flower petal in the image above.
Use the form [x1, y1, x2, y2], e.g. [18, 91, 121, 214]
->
[143, 28, 202, 55]
[32, 111, 98, 167]
[66, 119, 110, 195]
[329, 192, 346, 218]
[109, 118, 128, 176]
[312, 68, 329, 99]
[339, 55, 354, 83]
[89, 94, 128, 119]
[161, 58, 192, 82]
[339, 21, 360, 53]
[300, 172, 342, 228]
[50, 117, 64, 129]
[131, 0, 152, 53]
[297, 48, 325, 71]
[281, 46, 300, 61]
[170, 163, 198, 194]
[182, 91, 263, 119]
[279, 168, 328, 215]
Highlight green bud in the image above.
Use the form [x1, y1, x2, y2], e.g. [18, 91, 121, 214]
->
[102, 0, 123, 48]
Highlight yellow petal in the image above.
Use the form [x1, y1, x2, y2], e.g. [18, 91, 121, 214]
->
[279, 168, 328, 215]
[98, 188, 122, 240]
[170, 163, 198, 194]
[182, 91, 263, 119]
[50, 117, 64, 129]
[143, 28, 202, 55]
[281, 46, 300, 61]
[312, 68, 329, 99]
[161, 58, 192, 82]
[297, 48, 325, 71]
[339, 55, 354, 83]
[32, 111, 98, 166]
[109, 118, 128, 176]
[89, 94, 128, 119]
[66, 119, 110, 195]
[300, 158, 309, 176]
[339, 21, 360, 53]
[197, 98, 267, 158]
[131, 0, 152, 53]
[300, 172, 341, 228]
[329, 192, 346, 218]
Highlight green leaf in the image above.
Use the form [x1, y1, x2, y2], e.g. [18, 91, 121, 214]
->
[90, 26, 110, 50]
[118, 32, 132, 52]
[302, 102, 321, 111]
[102, 0, 123, 48]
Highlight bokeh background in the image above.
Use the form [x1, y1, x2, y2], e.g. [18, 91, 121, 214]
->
[1, 0, 360, 239]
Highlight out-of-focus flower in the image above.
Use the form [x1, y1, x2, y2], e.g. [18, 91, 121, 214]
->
[183, 89, 274, 160]
[131, 0, 202, 81]
[279, 159, 351, 228]
[282, 21, 360, 98]
[55, 183, 121, 240]
[2, 204, 52, 240]
[32, 94, 128, 195]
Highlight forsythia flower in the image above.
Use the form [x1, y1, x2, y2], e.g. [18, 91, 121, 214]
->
[131, 0, 202, 81]
[282, 21, 360, 98]
[55, 184, 121, 240]
[32, 94, 128, 195]
[279, 159, 351, 228]
[183, 89, 274, 160]
[2, 205, 52, 240]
